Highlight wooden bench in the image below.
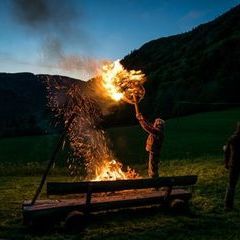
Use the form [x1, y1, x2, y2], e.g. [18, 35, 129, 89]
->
[22, 175, 197, 228]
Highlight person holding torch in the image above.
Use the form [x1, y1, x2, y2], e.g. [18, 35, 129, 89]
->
[134, 99, 165, 178]
[100, 59, 165, 177]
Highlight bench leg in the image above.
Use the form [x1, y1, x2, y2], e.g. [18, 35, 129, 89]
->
[163, 187, 172, 202]
[84, 186, 92, 216]
[65, 211, 86, 232]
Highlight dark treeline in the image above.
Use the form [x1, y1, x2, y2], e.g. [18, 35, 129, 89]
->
[120, 4, 240, 120]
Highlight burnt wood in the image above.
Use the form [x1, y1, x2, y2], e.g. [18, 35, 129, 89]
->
[47, 175, 197, 195]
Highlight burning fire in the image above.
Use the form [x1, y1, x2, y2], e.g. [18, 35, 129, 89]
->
[46, 60, 145, 182]
[93, 160, 139, 181]
[100, 60, 146, 103]
[91, 60, 146, 181]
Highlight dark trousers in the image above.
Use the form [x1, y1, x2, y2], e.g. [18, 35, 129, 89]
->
[148, 152, 160, 178]
[224, 167, 240, 209]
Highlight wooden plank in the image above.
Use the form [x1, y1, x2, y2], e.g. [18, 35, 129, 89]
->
[47, 175, 197, 195]
[23, 189, 191, 222]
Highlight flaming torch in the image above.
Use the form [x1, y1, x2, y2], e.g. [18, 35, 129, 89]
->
[100, 60, 146, 114]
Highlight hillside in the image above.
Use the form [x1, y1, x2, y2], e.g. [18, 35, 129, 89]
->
[1, 5, 240, 136]
[121, 4, 240, 118]
[0, 73, 85, 137]
[1, 108, 239, 169]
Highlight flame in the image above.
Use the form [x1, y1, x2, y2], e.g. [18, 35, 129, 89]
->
[100, 60, 145, 102]
[91, 60, 145, 181]
[93, 159, 139, 181]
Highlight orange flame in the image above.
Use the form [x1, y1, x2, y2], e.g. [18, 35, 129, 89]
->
[93, 160, 139, 181]
[91, 60, 144, 181]
[100, 60, 145, 102]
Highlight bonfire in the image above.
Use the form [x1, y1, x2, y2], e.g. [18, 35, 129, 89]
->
[46, 60, 146, 181]
[92, 60, 146, 181]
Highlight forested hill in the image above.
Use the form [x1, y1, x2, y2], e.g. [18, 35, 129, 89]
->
[121, 4, 240, 118]
[0, 73, 85, 137]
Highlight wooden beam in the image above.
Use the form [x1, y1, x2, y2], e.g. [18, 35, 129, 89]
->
[47, 175, 197, 195]
[31, 114, 76, 205]
[23, 189, 191, 223]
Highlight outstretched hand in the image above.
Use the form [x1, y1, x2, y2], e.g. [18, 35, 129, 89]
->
[136, 113, 143, 120]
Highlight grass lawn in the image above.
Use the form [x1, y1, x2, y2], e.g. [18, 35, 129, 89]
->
[0, 108, 240, 239]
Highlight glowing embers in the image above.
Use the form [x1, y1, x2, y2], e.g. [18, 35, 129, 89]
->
[45, 63, 143, 181]
[93, 159, 139, 181]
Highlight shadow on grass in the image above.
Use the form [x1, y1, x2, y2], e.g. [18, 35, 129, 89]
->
[85, 209, 240, 240]
[0, 205, 195, 239]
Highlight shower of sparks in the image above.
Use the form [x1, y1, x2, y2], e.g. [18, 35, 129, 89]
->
[44, 75, 140, 180]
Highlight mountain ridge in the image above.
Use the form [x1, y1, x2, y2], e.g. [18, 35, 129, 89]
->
[120, 4, 240, 118]
[1, 4, 240, 136]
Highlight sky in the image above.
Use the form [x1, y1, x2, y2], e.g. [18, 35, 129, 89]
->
[0, 0, 239, 80]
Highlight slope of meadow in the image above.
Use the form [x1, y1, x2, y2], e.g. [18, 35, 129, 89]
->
[1, 108, 240, 169]
[0, 108, 240, 239]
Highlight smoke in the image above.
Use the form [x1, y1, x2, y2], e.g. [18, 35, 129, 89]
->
[10, 0, 103, 79]
[10, 1, 137, 180]
[10, 0, 77, 32]
[59, 56, 106, 76]
[41, 37, 106, 78]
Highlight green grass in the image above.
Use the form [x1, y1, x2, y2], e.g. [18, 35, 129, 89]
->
[0, 159, 240, 240]
[0, 108, 240, 239]
[0, 134, 58, 164]
[0, 135, 68, 175]
[108, 108, 240, 164]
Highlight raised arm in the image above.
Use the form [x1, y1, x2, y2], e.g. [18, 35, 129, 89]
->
[136, 114, 161, 135]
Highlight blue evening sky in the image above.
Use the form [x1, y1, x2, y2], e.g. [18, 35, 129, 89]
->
[0, 0, 238, 80]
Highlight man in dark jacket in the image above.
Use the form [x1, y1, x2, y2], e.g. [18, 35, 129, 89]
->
[136, 113, 165, 178]
[224, 122, 240, 210]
